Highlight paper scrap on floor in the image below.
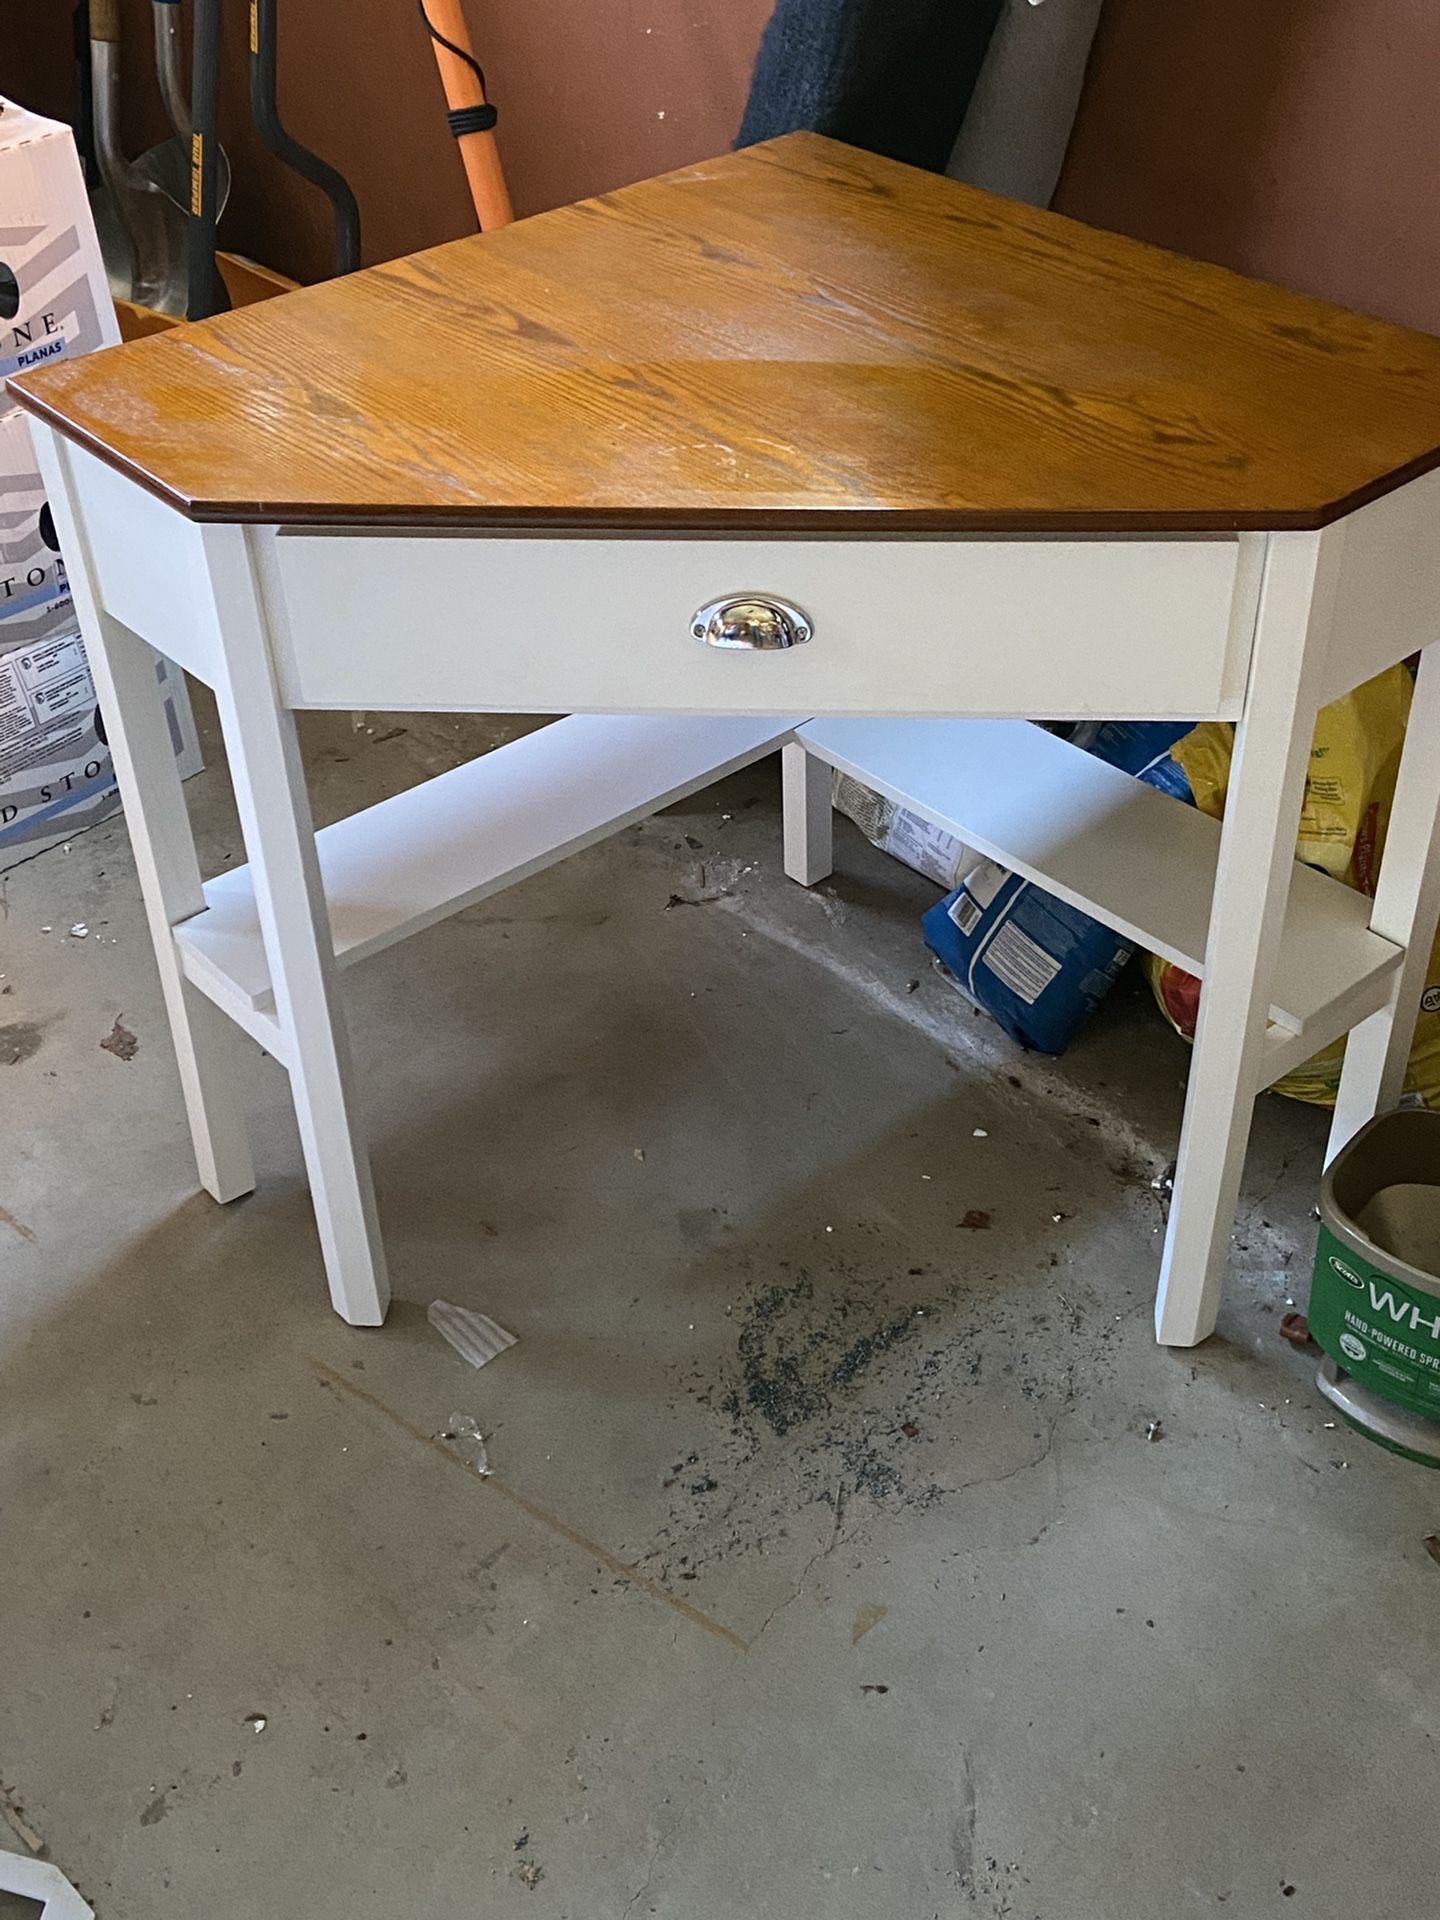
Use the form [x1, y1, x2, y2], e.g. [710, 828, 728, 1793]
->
[428, 1299, 517, 1369]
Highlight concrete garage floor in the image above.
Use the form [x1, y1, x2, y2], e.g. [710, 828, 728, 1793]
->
[2, 698, 1439, 1920]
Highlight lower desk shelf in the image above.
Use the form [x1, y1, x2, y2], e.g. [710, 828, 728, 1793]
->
[173, 710, 1400, 1095]
[797, 717, 1401, 1092]
[173, 712, 796, 1056]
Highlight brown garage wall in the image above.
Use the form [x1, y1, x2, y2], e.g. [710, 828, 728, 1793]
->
[4, 1, 773, 283]
[1, 9, 74, 121]
[1056, 0, 1440, 334]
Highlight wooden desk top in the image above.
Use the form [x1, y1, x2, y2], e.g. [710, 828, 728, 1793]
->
[12, 134, 1440, 534]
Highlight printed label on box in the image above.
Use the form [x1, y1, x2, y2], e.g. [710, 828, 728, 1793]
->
[0, 629, 116, 840]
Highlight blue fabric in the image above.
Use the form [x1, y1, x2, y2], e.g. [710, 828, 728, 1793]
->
[737, 0, 1005, 174]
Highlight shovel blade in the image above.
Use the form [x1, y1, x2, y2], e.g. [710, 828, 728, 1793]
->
[130, 137, 233, 317]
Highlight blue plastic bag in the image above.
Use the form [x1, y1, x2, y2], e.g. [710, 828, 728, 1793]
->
[1069, 720, 1196, 801]
[921, 723, 1194, 1054]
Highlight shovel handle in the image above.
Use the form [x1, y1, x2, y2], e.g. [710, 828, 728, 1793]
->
[187, 0, 229, 318]
[249, 0, 361, 276]
[419, 0, 513, 232]
[91, 0, 120, 43]
[153, 0, 190, 140]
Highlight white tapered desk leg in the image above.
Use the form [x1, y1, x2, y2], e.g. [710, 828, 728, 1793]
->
[782, 739, 833, 885]
[196, 525, 389, 1326]
[1327, 639, 1440, 1161]
[29, 428, 254, 1203]
[1155, 531, 1339, 1346]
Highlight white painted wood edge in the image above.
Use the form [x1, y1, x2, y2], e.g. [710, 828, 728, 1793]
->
[1318, 467, 1440, 706]
[795, 715, 1400, 1038]
[1257, 963, 1399, 1092]
[172, 943, 290, 1062]
[174, 711, 800, 1015]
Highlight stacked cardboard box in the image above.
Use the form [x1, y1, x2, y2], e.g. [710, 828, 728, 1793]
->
[0, 96, 198, 870]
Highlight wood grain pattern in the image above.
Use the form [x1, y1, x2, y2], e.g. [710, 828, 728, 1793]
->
[13, 134, 1440, 532]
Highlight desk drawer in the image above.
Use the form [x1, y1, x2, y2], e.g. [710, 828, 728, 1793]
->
[258, 531, 1257, 720]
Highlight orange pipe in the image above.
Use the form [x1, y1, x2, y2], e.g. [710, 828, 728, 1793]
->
[421, 0, 514, 231]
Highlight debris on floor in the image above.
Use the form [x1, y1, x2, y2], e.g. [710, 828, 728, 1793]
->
[427, 1300, 518, 1370]
[851, 1603, 887, 1643]
[438, 1412, 492, 1476]
[1145, 1418, 1165, 1442]
[1279, 1312, 1313, 1346]
[0, 1781, 44, 1853]
[99, 1019, 139, 1062]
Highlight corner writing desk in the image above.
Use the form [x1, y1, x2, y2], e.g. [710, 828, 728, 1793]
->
[13, 135, 1440, 1345]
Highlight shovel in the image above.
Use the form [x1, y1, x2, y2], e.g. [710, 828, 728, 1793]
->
[249, 0, 360, 276]
[131, 0, 232, 316]
[87, 0, 214, 315]
[186, 0, 230, 318]
[86, 0, 140, 301]
[151, 0, 189, 137]
[72, 1, 97, 188]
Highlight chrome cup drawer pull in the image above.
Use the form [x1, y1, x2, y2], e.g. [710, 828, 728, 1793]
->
[691, 595, 813, 651]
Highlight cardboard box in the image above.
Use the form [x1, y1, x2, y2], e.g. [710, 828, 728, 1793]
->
[0, 96, 119, 370]
[0, 97, 199, 871]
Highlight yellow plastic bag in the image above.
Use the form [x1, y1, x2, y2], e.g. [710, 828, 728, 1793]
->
[1145, 664, 1440, 1107]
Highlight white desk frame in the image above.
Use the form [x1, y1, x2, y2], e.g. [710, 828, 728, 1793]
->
[31, 421, 1440, 1346]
